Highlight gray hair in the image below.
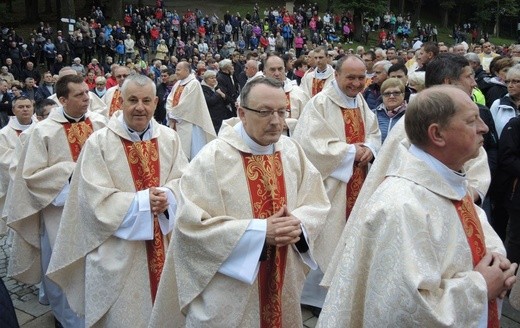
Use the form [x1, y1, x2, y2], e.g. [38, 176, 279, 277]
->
[121, 74, 156, 98]
[219, 59, 233, 70]
[464, 52, 480, 65]
[507, 64, 520, 80]
[373, 60, 392, 73]
[202, 70, 217, 81]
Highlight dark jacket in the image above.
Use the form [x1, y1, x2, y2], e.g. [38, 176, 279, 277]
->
[496, 116, 520, 209]
[202, 84, 232, 134]
[362, 83, 382, 110]
[216, 71, 239, 115]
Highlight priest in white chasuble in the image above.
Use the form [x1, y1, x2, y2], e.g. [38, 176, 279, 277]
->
[0, 97, 36, 234]
[318, 86, 516, 328]
[47, 74, 188, 328]
[292, 55, 381, 309]
[166, 61, 216, 160]
[150, 77, 330, 327]
[7, 74, 107, 327]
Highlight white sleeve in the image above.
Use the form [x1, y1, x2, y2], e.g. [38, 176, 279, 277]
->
[329, 144, 356, 183]
[292, 223, 318, 270]
[114, 187, 177, 240]
[114, 189, 154, 240]
[218, 219, 266, 285]
[156, 187, 177, 235]
[51, 182, 70, 207]
[190, 125, 208, 159]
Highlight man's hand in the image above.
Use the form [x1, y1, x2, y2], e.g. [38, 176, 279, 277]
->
[265, 206, 301, 247]
[475, 252, 518, 299]
[354, 143, 373, 167]
[149, 187, 168, 216]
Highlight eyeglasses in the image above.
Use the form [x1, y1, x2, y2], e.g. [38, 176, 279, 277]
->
[242, 105, 287, 118]
[115, 74, 129, 78]
[96, 83, 105, 86]
[505, 79, 520, 85]
[382, 91, 403, 98]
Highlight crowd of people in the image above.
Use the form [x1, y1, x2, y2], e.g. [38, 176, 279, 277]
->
[1, 1, 520, 327]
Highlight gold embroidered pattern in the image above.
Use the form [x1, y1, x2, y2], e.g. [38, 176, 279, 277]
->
[62, 118, 94, 162]
[121, 138, 164, 303]
[341, 107, 367, 219]
[453, 194, 499, 328]
[241, 151, 288, 328]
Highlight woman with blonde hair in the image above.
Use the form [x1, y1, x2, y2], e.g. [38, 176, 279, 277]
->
[373, 77, 407, 143]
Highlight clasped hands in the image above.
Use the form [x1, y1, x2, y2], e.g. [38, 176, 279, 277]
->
[149, 187, 169, 216]
[265, 205, 302, 247]
[475, 252, 518, 300]
[354, 143, 373, 167]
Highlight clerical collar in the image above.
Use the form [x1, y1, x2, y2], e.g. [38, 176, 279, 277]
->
[234, 121, 275, 155]
[61, 107, 86, 123]
[179, 74, 194, 86]
[11, 117, 32, 131]
[332, 80, 358, 108]
[409, 144, 467, 199]
[118, 114, 153, 141]
[315, 65, 330, 79]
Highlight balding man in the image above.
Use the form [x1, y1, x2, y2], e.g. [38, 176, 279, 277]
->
[237, 59, 262, 90]
[166, 61, 216, 160]
[318, 85, 516, 327]
[293, 55, 380, 310]
[262, 55, 309, 134]
[363, 60, 391, 110]
[102, 65, 130, 117]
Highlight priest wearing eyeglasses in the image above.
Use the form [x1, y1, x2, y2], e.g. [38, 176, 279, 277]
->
[150, 77, 330, 327]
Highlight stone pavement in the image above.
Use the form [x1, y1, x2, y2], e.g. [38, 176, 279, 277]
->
[2, 234, 520, 327]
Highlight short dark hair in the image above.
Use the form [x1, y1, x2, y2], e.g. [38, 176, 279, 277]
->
[56, 74, 85, 99]
[388, 63, 408, 76]
[422, 41, 439, 57]
[240, 77, 283, 108]
[35, 98, 57, 116]
[425, 53, 469, 88]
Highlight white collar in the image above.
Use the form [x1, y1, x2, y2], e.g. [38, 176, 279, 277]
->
[234, 121, 275, 155]
[409, 144, 467, 199]
[118, 113, 153, 141]
[332, 80, 358, 108]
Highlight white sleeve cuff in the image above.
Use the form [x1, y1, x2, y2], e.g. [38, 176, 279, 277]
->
[51, 182, 70, 207]
[329, 145, 356, 183]
[114, 189, 154, 240]
[156, 187, 177, 234]
[218, 219, 266, 284]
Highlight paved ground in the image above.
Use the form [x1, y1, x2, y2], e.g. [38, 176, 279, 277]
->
[2, 233, 520, 327]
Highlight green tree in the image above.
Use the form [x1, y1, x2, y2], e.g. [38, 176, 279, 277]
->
[25, 0, 39, 21]
[439, 1, 456, 28]
[337, 0, 387, 41]
[472, 0, 519, 36]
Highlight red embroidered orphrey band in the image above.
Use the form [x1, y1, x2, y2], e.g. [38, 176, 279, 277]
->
[311, 78, 326, 97]
[453, 194, 499, 328]
[62, 118, 94, 162]
[121, 138, 165, 304]
[109, 88, 122, 117]
[241, 151, 288, 328]
[341, 107, 367, 219]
